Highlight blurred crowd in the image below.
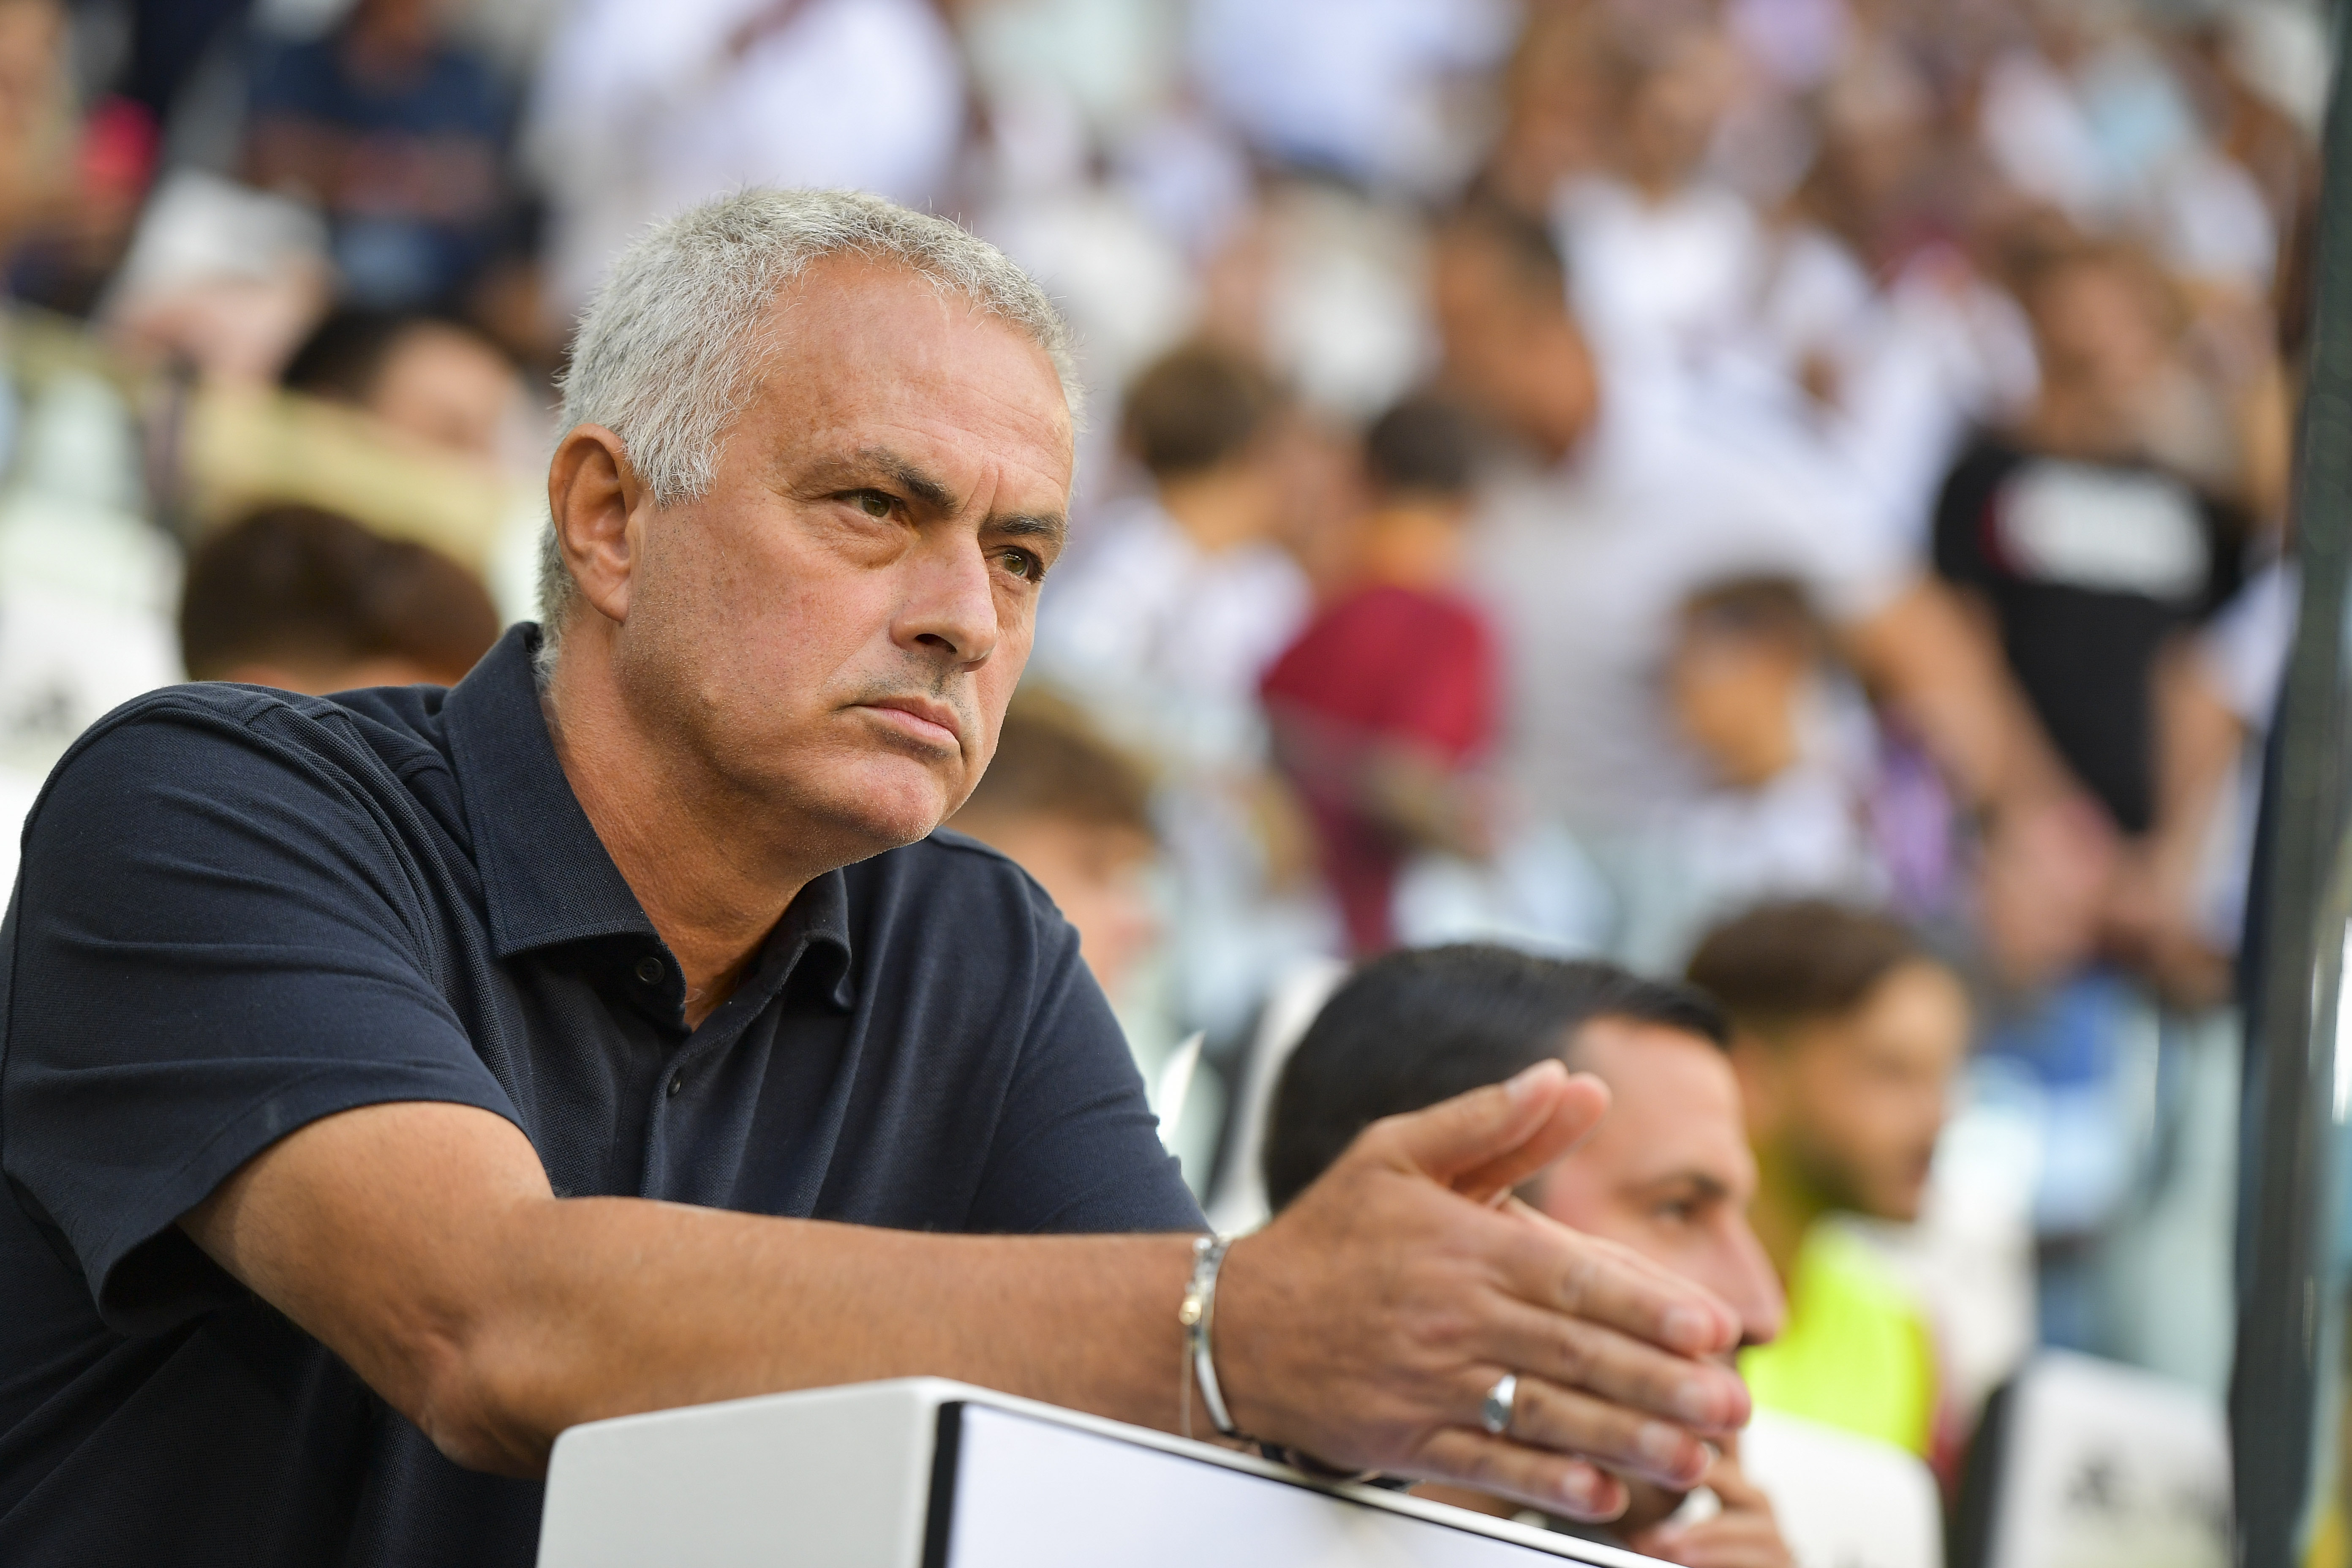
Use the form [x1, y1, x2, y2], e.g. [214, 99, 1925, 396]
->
[0, 0, 2315, 1559]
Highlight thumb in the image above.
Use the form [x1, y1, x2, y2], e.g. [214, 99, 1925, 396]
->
[1373, 1060, 1610, 1200]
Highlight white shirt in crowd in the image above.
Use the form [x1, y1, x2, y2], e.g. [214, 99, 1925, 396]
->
[1034, 495, 1310, 770]
[524, 0, 966, 320]
[1467, 378, 1908, 837]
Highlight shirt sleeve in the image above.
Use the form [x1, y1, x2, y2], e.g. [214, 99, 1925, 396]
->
[964, 901, 1203, 1236]
[0, 697, 521, 1335]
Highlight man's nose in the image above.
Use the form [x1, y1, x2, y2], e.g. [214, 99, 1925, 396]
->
[893, 536, 999, 667]
[1714, 1219, 1789, 1348]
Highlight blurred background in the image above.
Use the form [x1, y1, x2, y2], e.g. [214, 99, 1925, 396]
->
[0, 0, 2334, 1560]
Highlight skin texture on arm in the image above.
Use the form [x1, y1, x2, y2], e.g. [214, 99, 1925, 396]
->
[183, 1062, 1750, 1520]
[1840, 577, 2082, 819]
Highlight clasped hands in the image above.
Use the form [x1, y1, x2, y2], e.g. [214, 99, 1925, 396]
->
[1211, 1059, 1750, 1522]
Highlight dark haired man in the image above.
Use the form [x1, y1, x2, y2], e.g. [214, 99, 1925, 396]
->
[281, 307, 520, 465]
[1688, 899, 1970, 1458]
[180, 504, 503, 693]
[1265, 945, 1792, 1568]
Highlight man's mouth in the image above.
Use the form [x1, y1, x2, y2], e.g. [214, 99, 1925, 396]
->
[854, 697, 963, 751]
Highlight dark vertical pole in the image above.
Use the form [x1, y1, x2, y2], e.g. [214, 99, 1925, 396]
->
[2232, 14, 2352, 1564]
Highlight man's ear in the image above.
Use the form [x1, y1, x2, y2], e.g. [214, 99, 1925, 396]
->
[547, 424, 646, 627]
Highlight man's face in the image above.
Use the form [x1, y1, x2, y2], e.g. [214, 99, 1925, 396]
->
[588, 257, 1073, 862]
[1737, 961, 1970, 1223]
[370, 323, 519, 465]
[1430, 230, 1599, 462]
[1532, 1018, 1784, 1348]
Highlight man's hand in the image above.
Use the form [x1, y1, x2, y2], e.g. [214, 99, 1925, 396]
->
[1214, 1061, 1751, 1521]
[1626, 1437, 1795, 1568]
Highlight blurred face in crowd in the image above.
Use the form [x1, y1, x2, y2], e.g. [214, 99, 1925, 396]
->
[1533, 1018, 1785, 1348]
[1614, 33, 1737, 197]
[368, 322, 520, 465]
[1666, 623, 1806, 791]
[2028, 256, 2176, 425]
[1432, 226, 1598, 463]
[548, 256, 1074, 862]
[952, 812, 1160, 1004]
[1733, 960, 1970, 1225]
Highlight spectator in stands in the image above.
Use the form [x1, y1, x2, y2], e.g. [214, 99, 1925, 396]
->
[1933, 237, 2254, 995]
[524, 0, 964, 324]
[243, 0, 514, 312]
[949, 691, 1161, 1008]
[1433, 193, 2099, 974]
[1260, 395, 1497, 955]
[1040, 341, 1306, 748]
[1633, 576, 1886, 964]
[1034, 340, 1315, 1034]
[1686, 900, 1970, 1461]
[281, 306, 521, 465]
[1263, 945, 1792, 1566]
[179, 503, 501, 693]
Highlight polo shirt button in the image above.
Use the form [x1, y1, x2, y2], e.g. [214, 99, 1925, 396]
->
[668, 1073, 685, 1097]
[635, 956, 664, 985]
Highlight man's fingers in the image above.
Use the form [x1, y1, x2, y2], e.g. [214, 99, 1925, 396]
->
[1411, 1426, 1628, 1522]
[1495, 1200, 1745, 1365]
[1369, 1060, 1609, 1198]
[1700, 1440, 1772, 1510]
[1483, 1296, 1748, 1440]
[1491, 1371, 1713, 1491]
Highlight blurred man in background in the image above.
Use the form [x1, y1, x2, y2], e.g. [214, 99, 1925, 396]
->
[949, 691, 1162, 1010]
[1431, 194, 2094, 974]
[1263, 945, 1794, 1567]
[281, 306, 521, 465]
[178, 502, 501, 692]
[1037, 339, 1318, 1034]
[1687, 900, 1971, 1462]
[243, 0, 514, 313]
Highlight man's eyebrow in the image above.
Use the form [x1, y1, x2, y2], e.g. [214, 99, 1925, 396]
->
[802, 448, 1065, 549]
[988, 511, 1069, 552]
[1639, 1171, 1731, 1202]
[800, 447, 958, 512]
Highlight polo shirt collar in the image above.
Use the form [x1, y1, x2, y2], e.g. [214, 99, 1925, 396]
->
[440, 626, 855, 1010]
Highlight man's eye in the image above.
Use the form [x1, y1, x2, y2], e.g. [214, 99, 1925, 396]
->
[999, 548, 1042, 581]
[855, 491, 893, 519]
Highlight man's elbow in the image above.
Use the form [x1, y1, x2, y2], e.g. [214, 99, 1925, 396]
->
[407, 1322, 570, 1478]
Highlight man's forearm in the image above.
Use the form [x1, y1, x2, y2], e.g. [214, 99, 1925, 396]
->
[186, 1100, 1199, 1476]
[1844, 579, 2077, 813]
[466, 1204, 1200, 1470]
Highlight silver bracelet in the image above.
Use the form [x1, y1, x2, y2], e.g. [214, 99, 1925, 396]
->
[1179, 1233, 1247, 1440]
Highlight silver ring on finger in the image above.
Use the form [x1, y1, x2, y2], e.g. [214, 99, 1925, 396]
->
[1481, 1372, 1519, 1437]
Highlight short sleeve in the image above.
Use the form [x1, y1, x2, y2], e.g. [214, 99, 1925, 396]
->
[965, 908, 1202, 1236]
[0, 700, 519, 1334]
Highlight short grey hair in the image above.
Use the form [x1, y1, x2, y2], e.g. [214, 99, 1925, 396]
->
[536, 187, 1080, 650]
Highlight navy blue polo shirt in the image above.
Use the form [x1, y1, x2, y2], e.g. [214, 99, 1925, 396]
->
[0, 624, 1200, 1565]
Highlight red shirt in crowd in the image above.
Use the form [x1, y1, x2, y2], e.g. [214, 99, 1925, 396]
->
[1260, 584, 1497, 954]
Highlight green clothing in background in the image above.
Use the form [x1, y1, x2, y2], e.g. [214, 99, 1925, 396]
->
[1739, 1221, 1938, 1457]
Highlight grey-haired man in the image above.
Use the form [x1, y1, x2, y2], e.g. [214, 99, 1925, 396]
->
[0, 191, 1746, 1565]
